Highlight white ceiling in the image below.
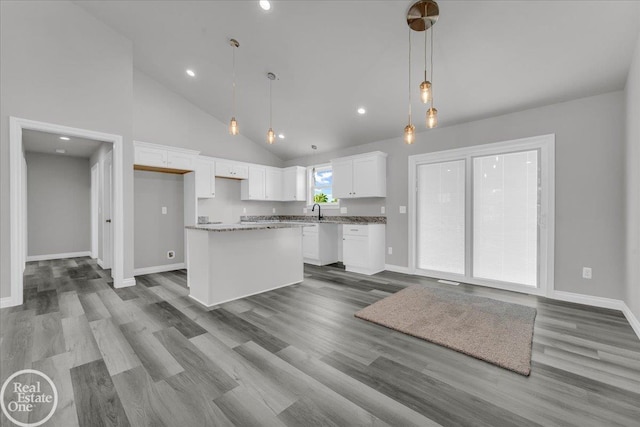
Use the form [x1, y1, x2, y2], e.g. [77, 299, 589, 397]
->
[76, 1, 640, 160]
[23, 129, 105, 158]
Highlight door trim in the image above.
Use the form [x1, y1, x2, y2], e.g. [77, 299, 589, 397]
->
[408, 134, 555, 297]
[7, 116, 128, 308]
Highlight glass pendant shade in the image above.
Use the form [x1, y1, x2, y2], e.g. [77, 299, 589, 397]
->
[427, 107, 438, 129]
[420, 80, 432, 103]
[267, 128, 275, 144]
[404, 123, 416, 144]
[229, 117, 239, 135]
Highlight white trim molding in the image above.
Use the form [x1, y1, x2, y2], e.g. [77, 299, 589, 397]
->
[116, 277, 137, 289]
[0, 297, 18, 309]
[9, 116, 128, 308]
[134, 263, 185, 276]
[26, 251, 92, 262]
[552, 291, 640, 341]
[384, 264, 412, 274]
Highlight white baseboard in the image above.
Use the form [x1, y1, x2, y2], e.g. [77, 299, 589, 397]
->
[551, 290, 625, 311]
[621, 303, 640, 340]
[0, 296, 19, 309]
[551, 291, 640, 341]
[384, 264, 411, 274]
[26, 251, 91, 262]
[188, 279, 301, 308]
[115, 277, 136, 289]
[134, 263, 185, 276]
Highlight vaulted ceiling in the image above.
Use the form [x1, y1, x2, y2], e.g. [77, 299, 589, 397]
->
[76, 1, 640, 160]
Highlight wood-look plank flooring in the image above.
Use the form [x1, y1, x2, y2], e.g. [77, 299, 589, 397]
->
[1, 257, 640, 426]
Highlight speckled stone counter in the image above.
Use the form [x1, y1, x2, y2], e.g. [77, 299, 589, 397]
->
[240, 215, 386, 225]
[185, 223, 305, 232]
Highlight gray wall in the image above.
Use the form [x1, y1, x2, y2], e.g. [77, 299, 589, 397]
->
[134, 171, 185, 269]
[1, 0, 135, 298]
[133, 70, 283, 167]
[626, 25, 640, 319]
[25, 152, 91, 257]
[197, 179, 286, 224]
[284, 91, 627, 301]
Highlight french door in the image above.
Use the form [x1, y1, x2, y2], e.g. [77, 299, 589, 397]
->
[409, 135, 554, 295]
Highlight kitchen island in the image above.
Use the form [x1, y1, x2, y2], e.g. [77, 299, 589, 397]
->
[185, 223, 304, 307]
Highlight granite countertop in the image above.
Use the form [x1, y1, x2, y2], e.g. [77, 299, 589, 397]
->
[240, 215, 387, 225]
[186, 223, 306, 232]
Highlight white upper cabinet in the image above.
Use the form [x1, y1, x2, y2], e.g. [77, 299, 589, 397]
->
[195, 156, 216, 199]
[134, 141, 198, 171]
[265, 168, 283, 201]
[215, 160, 249, 179]
[331, 151, 387, 198]
[241, 166, 266, 200]
[282, 166, 306, 201]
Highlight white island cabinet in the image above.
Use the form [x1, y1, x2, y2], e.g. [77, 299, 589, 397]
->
[186, 223, 303, 307]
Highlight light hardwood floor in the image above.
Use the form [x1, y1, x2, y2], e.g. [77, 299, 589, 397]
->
[1, 257, 639, 426]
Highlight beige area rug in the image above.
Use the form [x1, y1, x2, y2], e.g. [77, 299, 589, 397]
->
[355, 285, 537, 375]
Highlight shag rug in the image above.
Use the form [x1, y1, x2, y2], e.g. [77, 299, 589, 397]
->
[355, 285, 537, 375]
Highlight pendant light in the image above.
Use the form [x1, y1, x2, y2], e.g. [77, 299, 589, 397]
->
[426, 23, 438, 129]
[229, 38, 240, 135]
[406, 0, 440, 134]
[404, 28, 415, 145]
[419, 29, 432, 104]
[266, 72, 276, 144]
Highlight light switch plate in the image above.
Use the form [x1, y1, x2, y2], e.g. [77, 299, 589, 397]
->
[399, 206, 407, 214]
[303, 208, 307, 214]
[272, 208, 276, 214]
[340, 207, 348, 214]
[161, 206, 167, 215]
[381, 206, 386, 214]
[243, 207, 247, 214]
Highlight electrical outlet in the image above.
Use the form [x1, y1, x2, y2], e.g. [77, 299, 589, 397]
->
[303, 208, 307, 214]
[340, 207, 348, 214]
[161, 206, 167, 215]
[243, 207, 247, 214]
[582, 267, 592, 279]
[388, 247, 393, 255]
[167, 250, 175, 259]
[272, 207, 276, 214]
[381, 206, 386, 214]
[399, 206, 407, 214]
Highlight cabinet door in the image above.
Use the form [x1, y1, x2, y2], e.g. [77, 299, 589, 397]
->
[135, 146, 167, 168]
[247, 166, 266, 200]
[331, 159, 353, 199]
[352, 156, 380, 197]
[167, 151, 194, 170]
[195, 159, 215, 198]
[303, 229, 320, 260]
[343, 235, 369, 268]
[232, 164, 249, 179]
[282, 167, 306, 201]
[215, 160, 234, 178]
[265, 168, 283, 201]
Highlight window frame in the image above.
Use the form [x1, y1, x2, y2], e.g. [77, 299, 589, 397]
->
[307, 163, 340, 209]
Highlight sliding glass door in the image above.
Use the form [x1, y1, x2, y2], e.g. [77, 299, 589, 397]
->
[410, 135, 554, 294]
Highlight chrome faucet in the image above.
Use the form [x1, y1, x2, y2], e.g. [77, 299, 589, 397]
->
[311, 203, 323, 221]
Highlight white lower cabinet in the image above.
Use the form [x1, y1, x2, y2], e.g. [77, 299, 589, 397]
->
[302, 223, 340, 266]
[342, 224, 385, 275]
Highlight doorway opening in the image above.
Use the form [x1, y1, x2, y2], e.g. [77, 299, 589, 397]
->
[7, 117, 128, 308]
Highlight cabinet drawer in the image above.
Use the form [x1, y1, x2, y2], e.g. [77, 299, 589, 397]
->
[303, 224, 319, 234]
[342, 224, 368, 236]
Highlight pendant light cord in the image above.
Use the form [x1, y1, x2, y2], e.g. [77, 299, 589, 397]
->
[424, 27, 427, 81]
[269, 78, 273, 127]
[408, 28, 412, 125]
[232, 45, 236, 116]
[430, 24, 434, 108]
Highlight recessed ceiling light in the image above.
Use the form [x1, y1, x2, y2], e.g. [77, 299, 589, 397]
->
[55, 149, 66, 154]
[278, 134, 285, 139]
[357, 107, 366, 115]
[259, 0, 271, 11]
[59, 136, 70, 140]
[186, 69, 196, 77]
